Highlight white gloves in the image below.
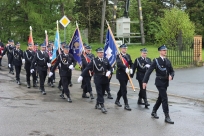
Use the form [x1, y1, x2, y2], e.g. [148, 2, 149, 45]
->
[106, 71, 111, 77]
[125, 68, 129, 74]
[129, 69, 133, 74]
[69, 64, 74, 70]
[77, 76, 83, 83]
[30, 69, 34, 73]
[22, 59, 25, 64]
[112, 68, 114, 73]
[50, 57, 52, 60]
[8, 64, 11, 68]
[49, 72, 53, 77]
[145, 64, 150, 68]
[47, 63, 51, 68]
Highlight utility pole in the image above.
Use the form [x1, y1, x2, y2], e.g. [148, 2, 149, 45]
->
[138, 0, 145, 44]
[112, 0, 118, 34]
[100, 0, 107, 44]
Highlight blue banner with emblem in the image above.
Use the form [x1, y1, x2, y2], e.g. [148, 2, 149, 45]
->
[69, 28, 83, 66]
[51, 30, 60, 65]
[104, 29, 117, 67]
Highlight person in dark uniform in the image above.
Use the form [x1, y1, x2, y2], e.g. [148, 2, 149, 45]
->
[102, 65, 114, 99]
[24, 43, 37, 88]
[1, 39, 15, 74]
[49, 46, 76, 102]
[47, 44, 54, 87]
[34, 43, 39, 84]
[31, 43, 51, 95]
[115, 44, 133, 111]
[80, 43, 88, 89]
[131, 48, 151, 108]
[0, 39, 4, 66]
[9, 42, 24, 85]
[143, 45, 175, 124]
[49, 41, 55, 83]
[81, 45, 95, 99]
[57, 43, 65, 91]
[78, 47, 112, 113]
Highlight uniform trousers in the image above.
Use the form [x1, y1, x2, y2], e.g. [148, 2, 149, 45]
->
[138, 80, 147, 99]
[61, 76, 71, 97]
[14, 65, 21, 81]
[153, 86, 169, 113]
[117, 79, 128, 105]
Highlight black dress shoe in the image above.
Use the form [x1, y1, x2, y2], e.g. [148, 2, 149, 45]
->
[95, 103, 101, 110]
[100, 104, 107, 113]
[10, 71, 14, 75]
[107, 93, 113, 99]
[90, 93, 94, 99]
[144, 99, 150, 108]
[33, 83, 38, 87]
[58, 86, 63, 91]
[51, 83, 55, 87]
[17, 81, 21, 85]
[151, 110, 159, 119]
[82, 93, 89, 98]
[42, 91, 46, 95]
[101, 107, 107, 113]
[124, 105, 131, 111]
[27, 84, 31, 88]
[69, 83, 73, 87]
[137, 98, 145, 105]
[115, 101, 122, 107]
[67, 97, 72, 103]
[165, 113, 174, 124]
[60, 94, 65, 99]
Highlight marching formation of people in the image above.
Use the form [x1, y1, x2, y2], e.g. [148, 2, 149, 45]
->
[0, 39, 175, 124]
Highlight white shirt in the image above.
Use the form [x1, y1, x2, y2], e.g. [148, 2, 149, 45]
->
[99, 57, 103, 61]
[141, 56, 146, 60]
[121, 53, 126, 56]
[160, 56, 165, 61]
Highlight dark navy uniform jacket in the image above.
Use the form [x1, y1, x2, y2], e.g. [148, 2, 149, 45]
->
[24, 50, 35, 69]
[81, 53, 95, 77]
[116, 53, 133, 81]
[81, 57, 111, 84]
[9, 48, 24, 66]
[51, 53, 76, 77]
[2, 45, 14, 56]
[131, 57, 151, 81]
[31, 50, 50, 71]
[143, 57, 174, 87]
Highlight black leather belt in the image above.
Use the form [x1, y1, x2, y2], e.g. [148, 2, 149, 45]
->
[38, 65, 47, 68]
[95, 72, 105, 76]
[156, 76, 168, 79]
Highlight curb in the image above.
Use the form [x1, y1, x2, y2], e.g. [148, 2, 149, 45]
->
[73, 75, 204, 103]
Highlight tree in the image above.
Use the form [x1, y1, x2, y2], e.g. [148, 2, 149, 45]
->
[155, 8, 195, 45]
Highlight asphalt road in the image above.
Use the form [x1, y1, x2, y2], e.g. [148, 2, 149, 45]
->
[0, 57, 204, 136]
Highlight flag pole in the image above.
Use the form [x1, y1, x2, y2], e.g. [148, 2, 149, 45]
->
[57, 20, 61, 54]
[45, 30, 48, 50]
[105, 20, 136, 92]
[76, 21, 92, 76]
[45, 30, 50, 73]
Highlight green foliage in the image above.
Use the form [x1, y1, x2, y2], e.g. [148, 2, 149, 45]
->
[155, 8, 195, 45]
[0, 0, 203, 45]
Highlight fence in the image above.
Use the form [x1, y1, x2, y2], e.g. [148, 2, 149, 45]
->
[166, 36, 202, 66]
